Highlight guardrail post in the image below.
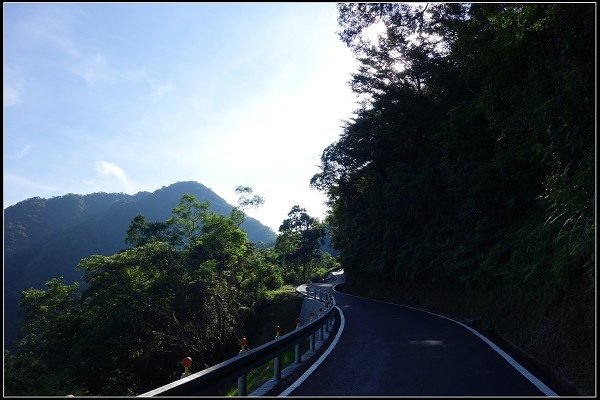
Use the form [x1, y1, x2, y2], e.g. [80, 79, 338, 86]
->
[295, 342, 301, 363]
[274, 354, 282, 380]
[309, 333, 315, 352]
[237, 337, 248, 395]
[294, 317, 302, 363]
[273, 325, 282, 380]
[317, 308, 323, 341]
[238, 374, 247, 396]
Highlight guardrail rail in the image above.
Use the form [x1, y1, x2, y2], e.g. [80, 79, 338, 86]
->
[138, 285, 336, 397]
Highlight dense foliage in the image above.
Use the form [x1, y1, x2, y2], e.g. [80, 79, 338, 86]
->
[312, 3, 594, 291]
[4, 194, 290, 395]
[275, 205, 327, 282]
[4, 181, 276, 351]
[5, 192, 337, 395]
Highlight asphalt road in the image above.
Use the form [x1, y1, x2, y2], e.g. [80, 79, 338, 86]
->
[289, 278, 552, 397]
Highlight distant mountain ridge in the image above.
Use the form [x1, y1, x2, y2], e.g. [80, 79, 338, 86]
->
[4, 181, 277, 349]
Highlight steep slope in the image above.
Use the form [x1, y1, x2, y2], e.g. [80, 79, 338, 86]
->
[4, 181, 276, 349]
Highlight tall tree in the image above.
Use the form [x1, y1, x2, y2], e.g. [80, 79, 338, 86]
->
[167, 194, 210, 245]
[231, 186, 265, 227]
[276, 206, 325, 282]
[4, 193, 284, 396]
[312, 3, 594, 288]
[125, 214, 169, 247]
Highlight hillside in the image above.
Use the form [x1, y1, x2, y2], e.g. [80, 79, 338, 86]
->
[4, 181, 277, 349]
[310, 4, 594, 395]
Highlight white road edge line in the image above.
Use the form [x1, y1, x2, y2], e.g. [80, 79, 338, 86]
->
[333, 287, 558, 397]
[277, 305, 346, 397]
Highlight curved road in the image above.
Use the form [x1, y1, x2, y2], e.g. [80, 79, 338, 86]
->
[288, 273, 554, 396]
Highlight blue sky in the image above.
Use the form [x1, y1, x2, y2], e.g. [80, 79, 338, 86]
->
[3, 3, 359, 232]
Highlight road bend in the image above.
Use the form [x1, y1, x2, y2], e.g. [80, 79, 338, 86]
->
[288, 275, 552, 397]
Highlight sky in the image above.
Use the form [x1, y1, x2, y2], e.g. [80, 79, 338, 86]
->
[3, 3, 361, 232]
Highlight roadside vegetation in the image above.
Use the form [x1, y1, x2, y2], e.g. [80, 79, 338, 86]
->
[4, 192, 337, 396]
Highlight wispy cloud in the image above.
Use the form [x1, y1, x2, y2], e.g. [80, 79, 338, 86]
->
[11, 145, 33, 159]
[3, 86, 22, 107]
[18, 9, 172, 96]
[70, 53, 116, 85]
[151, 81, 174, 97]
[5, 173, 59, 192]
[71, 55, 174, 97]
[96, 160, 132, 190]
[4, 66, 24, 107]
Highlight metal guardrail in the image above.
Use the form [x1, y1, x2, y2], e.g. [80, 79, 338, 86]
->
[139, 285, 336, 397]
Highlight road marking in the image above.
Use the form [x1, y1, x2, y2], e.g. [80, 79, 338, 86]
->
[277, 306, 346, 397]
[333, 286, 558, 397]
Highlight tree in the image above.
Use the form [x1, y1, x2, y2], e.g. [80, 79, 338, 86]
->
[5, 278, 85, 395]
[167, 194, 210, 246]
[312, 3, 594, 288]
[7, 193, 274, 396]
[276, 206, 325, 282]
[275, 230, 302, 282]
[231, 186, 265, 228]
[125, 214, 169, 247]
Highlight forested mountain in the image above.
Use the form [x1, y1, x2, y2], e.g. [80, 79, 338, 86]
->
[4, 181, 276, 349]
[312, 3, 594, 394]
[4, 183, 334, 396]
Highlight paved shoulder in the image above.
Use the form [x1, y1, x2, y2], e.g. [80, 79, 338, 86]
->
[289, 289, 550, 396]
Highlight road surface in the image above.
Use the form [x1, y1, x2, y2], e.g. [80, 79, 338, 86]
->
[288, 272, 553, 396]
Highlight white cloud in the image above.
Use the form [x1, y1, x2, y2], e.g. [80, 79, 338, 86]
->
[151, 81, 174, 97]
[20, 12, 170, 96]
[4, 86, 22, 107]
[96, 160, 132, 190]
[70, 53, 117, 85]
[4, 65, 25, 107]
[11, 145, 33, 159]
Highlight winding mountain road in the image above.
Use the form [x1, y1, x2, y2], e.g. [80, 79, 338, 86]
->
[286, 271, 555, 397]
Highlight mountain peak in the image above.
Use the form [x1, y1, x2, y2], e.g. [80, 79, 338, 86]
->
[4, 180, 276, 350]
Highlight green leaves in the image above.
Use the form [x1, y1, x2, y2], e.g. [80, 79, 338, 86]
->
[168, 193, 210, 244]
[232, 186, 265, 227]
[317, 4, 594, 289]
[276, 206, 325, 283]
[7, 192, 284, 395]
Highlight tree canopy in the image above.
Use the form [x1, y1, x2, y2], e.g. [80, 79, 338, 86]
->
[5, 193, 284, 396]
[276, 206, 326, 283]
[312, 3, 594, 290]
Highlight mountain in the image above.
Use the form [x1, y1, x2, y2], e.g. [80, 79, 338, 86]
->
[3, 181, 277, 350]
